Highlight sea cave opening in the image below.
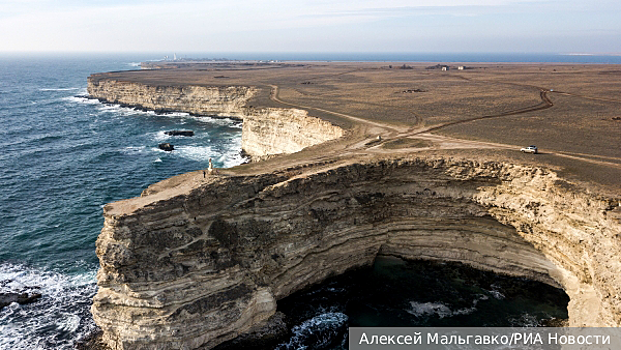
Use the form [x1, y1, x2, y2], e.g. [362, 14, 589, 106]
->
[217, 256, 570, 350]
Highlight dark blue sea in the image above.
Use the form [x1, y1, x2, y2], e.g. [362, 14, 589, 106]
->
[0, 53, 572, 350]
[0, 54, 245, 349]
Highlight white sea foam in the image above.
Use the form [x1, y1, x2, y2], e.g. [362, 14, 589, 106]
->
[488, 289, 505, 300]
[162, 112, 190, 118]
[96, 104, 193, 119]
[407, 302, 454, 318]
[61, 96, 241, 131]
[152, 130, 171, 142]
[185, 115, 242, 128]
[127, 62, 142, 67]
[172, 145, 214, 162]
[407, 295, 489, 319]
[217, 148, 247, 168]
[276, 312, 348, 350]
[150, 142, 246, 167]
[61, 96, 100, 105]
[0, 262, 97, 349]
[508, 313, 540, 327]
[121, 146, 147, 155]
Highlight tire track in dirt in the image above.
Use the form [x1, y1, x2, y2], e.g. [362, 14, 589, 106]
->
[411, 89, 553, 135]
[269, 84, 399, 132]
[269, 81, 621, 170]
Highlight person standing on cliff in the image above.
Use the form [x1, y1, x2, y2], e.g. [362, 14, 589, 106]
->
[208, 158, 214, 174]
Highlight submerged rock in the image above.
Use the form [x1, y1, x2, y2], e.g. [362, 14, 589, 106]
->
[158, 143, 174, 151]
[165, 130, 194, 137]
[0, 291, 42, 309]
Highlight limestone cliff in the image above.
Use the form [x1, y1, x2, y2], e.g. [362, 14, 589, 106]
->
[87, 78, 255, 117]
[93, 158, 621, 350]
[241, 108, 343, 158]
[87, 78, 342, 158]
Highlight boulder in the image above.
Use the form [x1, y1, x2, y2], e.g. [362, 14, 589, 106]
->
[158, 143, 174, 152]
[0, 292, 42, 309]
[165, 130, 194, 137]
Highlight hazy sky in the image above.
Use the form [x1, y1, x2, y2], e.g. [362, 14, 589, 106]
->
[1, 0, 619, 53]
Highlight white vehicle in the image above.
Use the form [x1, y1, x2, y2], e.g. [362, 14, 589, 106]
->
[520, 145, 538, 154]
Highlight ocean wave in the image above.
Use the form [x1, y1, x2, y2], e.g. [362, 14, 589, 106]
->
[152, 130, 171, 142]
[0, 262, 97, 349]
[217, 149, 248, 168]
[168, 145, 214, 162]
[275, 312, 348, 350]
[487, 286, 505, 300]
[149, 142, 246, 167]
[121, 146, 147, 155]
[187, 115, 243, 128]
[127, 62, 142, 67]
[61, 96, 242, 130]
[95, 104, 193, 119]
[61, 96, 100, 105]
[98, 104, 155, 116]
[407, 295, 489, 319]
[407, 302, 454, 318]
[508, 313, 540, 327]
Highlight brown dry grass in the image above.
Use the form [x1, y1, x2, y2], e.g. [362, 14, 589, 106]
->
[90, 62, 621, 191]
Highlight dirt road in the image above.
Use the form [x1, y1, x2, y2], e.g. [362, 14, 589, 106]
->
[269, 81, 621, 170]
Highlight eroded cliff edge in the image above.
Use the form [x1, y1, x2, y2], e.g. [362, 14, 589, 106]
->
[93, 157, 621, 350]
[88, 76, 621, 350]
[87, 78, 343, 159]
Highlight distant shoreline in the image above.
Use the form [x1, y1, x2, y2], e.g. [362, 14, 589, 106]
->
[2, 52, 621, 64]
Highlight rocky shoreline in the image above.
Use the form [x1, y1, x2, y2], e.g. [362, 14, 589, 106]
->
[85, 75, 621, 350]
[86, 80, 342, 160]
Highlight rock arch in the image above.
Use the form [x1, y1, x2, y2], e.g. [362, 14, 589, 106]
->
[93, 158, 621, 349]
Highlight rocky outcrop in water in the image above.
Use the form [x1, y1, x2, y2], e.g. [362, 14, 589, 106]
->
[158, 143, 174, 152]
[0, 291, 42, 309]
[92, 157, 621, 350]
[87, 79, 343, 159]
[165, 130, 194, 137]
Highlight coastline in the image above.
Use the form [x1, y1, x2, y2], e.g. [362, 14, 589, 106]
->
[86, 61, 621, 350]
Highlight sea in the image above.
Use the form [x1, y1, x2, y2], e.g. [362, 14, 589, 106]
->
[0, 54, 245, 349]
[0, 52, 594, 349]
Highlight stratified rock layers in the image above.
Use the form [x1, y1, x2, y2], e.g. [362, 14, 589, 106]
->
[241, 108, 342, 158]
[86, 79, 343, 158]
[87, 78, 255, 116]
[93, 158, 621, 350]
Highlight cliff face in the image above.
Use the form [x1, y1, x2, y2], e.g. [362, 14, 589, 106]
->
[88, 77, 621, 350]
[87, 78, 255, 117]
[93, 158, 621, 350]
[241, 108, 343, 158]
[87, 79, 342, 158]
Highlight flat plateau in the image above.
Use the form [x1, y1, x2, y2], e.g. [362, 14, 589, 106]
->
[90, 61, 621, 192]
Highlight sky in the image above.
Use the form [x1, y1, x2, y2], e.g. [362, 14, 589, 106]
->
[0, 0, 619, 53]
